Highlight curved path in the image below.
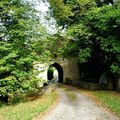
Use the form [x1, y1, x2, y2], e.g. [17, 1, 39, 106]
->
[41, 85, 119, 120]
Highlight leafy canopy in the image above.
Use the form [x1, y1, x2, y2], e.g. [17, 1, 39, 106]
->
[47, 0, 120, 79]
[0, 0, 47, 101]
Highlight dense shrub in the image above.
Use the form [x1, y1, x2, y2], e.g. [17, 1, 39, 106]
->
[0, 0, 42, 102]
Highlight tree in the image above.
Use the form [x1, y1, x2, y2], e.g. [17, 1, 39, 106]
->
[47, 0, 120, 85]
[48, 0, 96, 27]
[0, 0, 44, 102]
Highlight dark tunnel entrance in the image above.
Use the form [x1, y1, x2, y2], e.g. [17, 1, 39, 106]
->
[47, 63, 63, 83]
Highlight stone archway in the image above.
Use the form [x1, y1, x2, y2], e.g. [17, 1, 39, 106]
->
[34, 58, 80, 87]
[47, 62, 63, 83]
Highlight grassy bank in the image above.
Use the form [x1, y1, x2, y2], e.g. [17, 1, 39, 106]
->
[0, 90, 58, 120]
[89, 91, 120, 116]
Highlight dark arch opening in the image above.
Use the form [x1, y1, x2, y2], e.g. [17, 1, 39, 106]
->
[47, 63, 63, 83]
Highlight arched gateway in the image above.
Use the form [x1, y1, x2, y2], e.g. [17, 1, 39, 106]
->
[34, 58, 120, 91]
[34, 58, 80, 87]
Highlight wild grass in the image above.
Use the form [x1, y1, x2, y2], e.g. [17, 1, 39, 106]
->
[0, 90, 58, 120]
[90, 91, 120, 116]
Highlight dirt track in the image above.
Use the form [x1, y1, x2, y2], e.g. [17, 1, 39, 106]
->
[41, 85, 119, 120]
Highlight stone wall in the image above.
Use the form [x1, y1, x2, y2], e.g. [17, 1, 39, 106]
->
[51, 58, 80, 83]
[62, 59, 80, 82]
[34, 58, 80, 85]
[65, 79, 101, 91]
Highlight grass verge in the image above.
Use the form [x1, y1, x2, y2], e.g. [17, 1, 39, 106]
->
[76, 88, 120, 117]
[0, 90, 58, 120]
[89, 91, 120, 116]
[62, 85, 120, 117]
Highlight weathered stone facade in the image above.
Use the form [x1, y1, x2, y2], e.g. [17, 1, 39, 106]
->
[49, 58, 80, 82]
[34, 58, 80, 86]
[65, 79, 101, 90]
[35, 58, 119, 91]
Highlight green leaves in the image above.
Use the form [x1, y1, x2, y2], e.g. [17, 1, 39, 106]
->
[100, 37, 120, 53]
[49, 0, 72, 26]
[48, 0, 120, 75]
[0, 0, 43, 101]
[48, 0, 96, 26]
[78, 48, 91, 63]
[110, 64, 120, 73]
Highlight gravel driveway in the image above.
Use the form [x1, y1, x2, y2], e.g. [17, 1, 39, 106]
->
[41, 85, 119, 120]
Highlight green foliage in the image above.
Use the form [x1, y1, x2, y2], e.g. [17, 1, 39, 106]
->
[32, 36, 52, 62]
[32, 33, 66, 62]
[0, 90, 58, 120]
[47, 0, 120, 84]
[0, 0, 45, 102]
[91, 91, 120, 116]
[78, 48, 91, 63]
[82, 2, 120, 73]
[110, 64, 119, 73]
[49, 0, 72, 27]
[55, 1, 120, 72]
[47, 34, 65, 58]
[48, 0, 96, 27]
